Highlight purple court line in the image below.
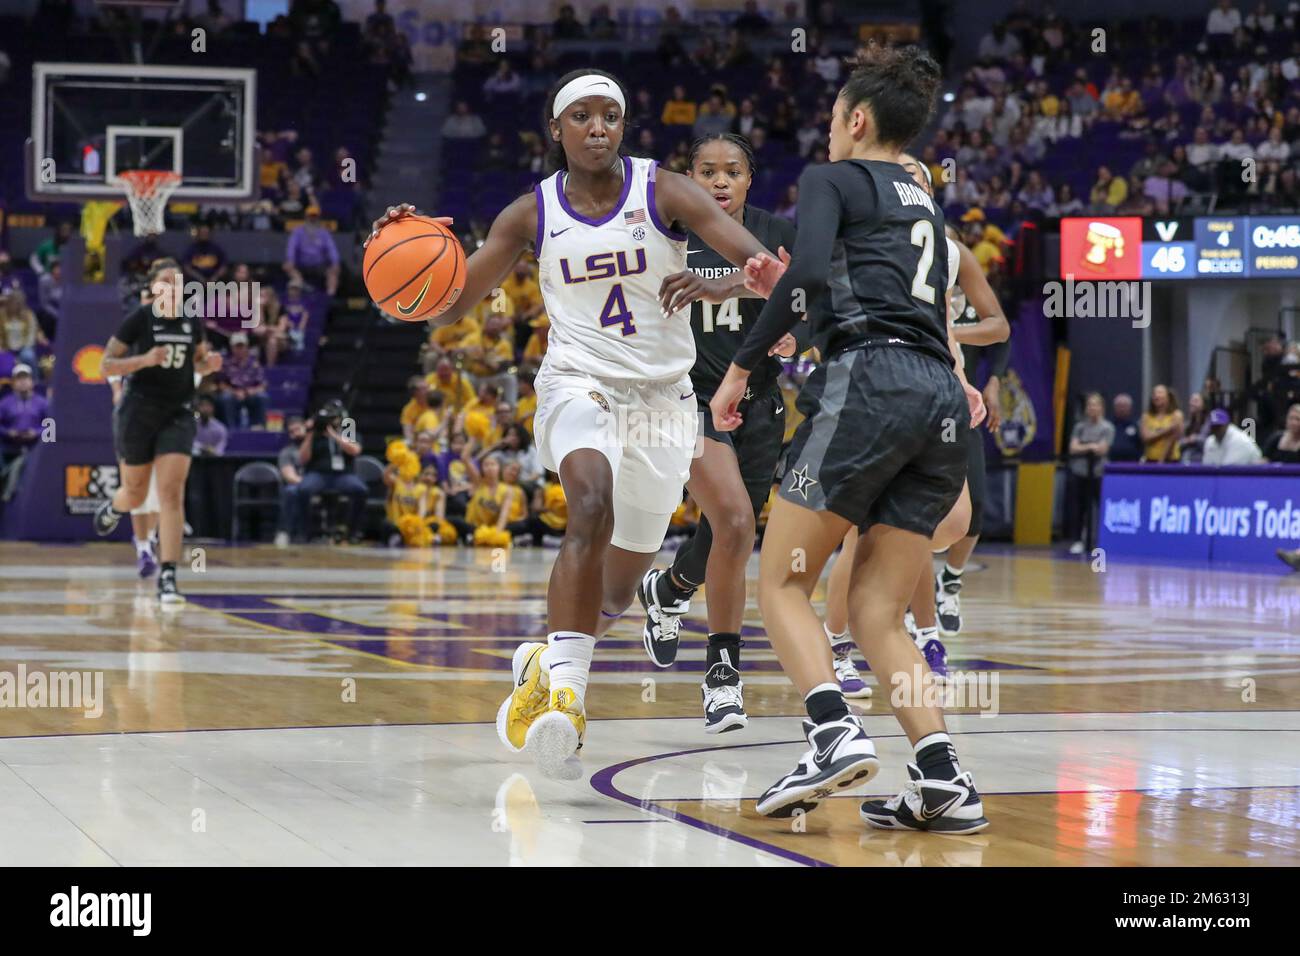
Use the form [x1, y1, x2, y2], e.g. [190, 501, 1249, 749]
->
[581, 819, 669, 824]
[588, 726, 1300, 866]
[588, 740, 833, 868]
[3, 711, 1298, 743]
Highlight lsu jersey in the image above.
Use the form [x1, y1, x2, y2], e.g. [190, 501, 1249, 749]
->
[534, 155, 691, 382]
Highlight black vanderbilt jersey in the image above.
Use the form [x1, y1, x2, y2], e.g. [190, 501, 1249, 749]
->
[113, 304, 205, 406]
[686, 205, 797, 396]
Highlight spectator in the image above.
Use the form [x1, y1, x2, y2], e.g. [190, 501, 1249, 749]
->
[1109, 393, 1144, 461]
[196, 0, 232, 35]
[1, 291, 46, 371]
[182, 222, 229, 283]
[29, 221, 74, 276]
[1089, 165, 1128, 212]
[192, 395, 228, 457]
[255, 283, 291, 367]
[413, 391, 448, 444]
[1256, 126, 1290, 163]
[1017, 170, 1055, 210]
[1066, 392, 1113, 554]
[217, 333, 269, 428]
[589, 3, 617, 39]
[693, 89, 735, 139]
[552, 4, 585, 39]
[441, 101, 487, 140]
[296, 400, 367, 543]
[275, 416, 308, 546]
[1263, 404, 1300, 463]
[465, 454, 523, 547]
[774, 183, 799, 222]
[1244, 1, 1275, 33]
[383, 459, 462, 547]
[455, 23, 493, 64]
[734, 0, 770, 36]
[400, 375, 433, 442]
[522, 313, 549, 368]
[978, 21, 1022, 60]
[1143, 160, 1189, 214]
[364, 0, 393, 38]
[37, 259, 63, 332]
[290, 146, 320, 195]
[283, 206, 339, 295]
[278, 179, 311, 221]
[1203, 408, 1262, 464]
[516, 371, 537, 433]
[500, 258, 544, 336]
[1179, 392, 1213, 462]
[811, 44, 841, 85]
[484, 61, 522, 99]
[661, 85, 697, 128]
[484, 423, 543, 487]
[0, 364, 48, 466]
[282, 278, 312, 352]
[1205, 0, 1242, 36]
[1140, 384, 1184, 462]
[436, 430, 474, 517]
[0, 252, 22, 297]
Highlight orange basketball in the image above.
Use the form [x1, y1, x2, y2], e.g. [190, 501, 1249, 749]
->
[363, 216, 466, 322]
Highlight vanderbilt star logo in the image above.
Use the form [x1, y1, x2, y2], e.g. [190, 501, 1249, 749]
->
[787, 463, 818, 500]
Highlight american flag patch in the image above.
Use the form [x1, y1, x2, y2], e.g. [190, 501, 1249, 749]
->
[623, 208, 646, 225]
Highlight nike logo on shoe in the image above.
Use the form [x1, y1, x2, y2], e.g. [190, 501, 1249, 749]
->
[517, 646, 543, 686]
[813, 727, 851, 764]
[917, 790, 964, 821]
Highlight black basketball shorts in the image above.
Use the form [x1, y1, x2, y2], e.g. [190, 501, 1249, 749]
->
[113, 393, 197, 466]
[965, 423, 987, 538]
[698, 385, 786, 515]
[779, 345, 969, 537]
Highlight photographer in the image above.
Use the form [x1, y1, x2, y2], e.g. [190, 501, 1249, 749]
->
[295, 399, 368, 543]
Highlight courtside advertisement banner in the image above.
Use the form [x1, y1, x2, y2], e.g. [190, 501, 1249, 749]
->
[1098, 464, 1300, 566]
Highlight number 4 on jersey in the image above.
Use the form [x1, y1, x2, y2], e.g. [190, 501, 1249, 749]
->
[701, 298, 742, 333]
[599, 284, 637, 336]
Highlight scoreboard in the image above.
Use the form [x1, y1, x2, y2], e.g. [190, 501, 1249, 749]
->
[1062, 215, 1300, 280]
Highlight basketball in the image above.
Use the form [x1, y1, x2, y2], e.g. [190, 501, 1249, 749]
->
[364, 216, 466, 321]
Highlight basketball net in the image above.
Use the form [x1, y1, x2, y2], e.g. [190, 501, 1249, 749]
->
[112, 170, 182, 237]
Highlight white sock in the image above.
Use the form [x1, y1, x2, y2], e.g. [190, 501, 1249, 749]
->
[943, 562, 964, 579]
[134, 537, 153, 555]
[915, 625, 938, 649]
[823, 621, 849, 645]
[541, 631, 595, 706]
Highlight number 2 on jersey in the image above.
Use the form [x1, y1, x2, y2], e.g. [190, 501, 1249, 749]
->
[599, 284, 637, 336]
[909, 219, 937, 304]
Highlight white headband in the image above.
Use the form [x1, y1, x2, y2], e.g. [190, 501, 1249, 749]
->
[552, 74, 625, 119]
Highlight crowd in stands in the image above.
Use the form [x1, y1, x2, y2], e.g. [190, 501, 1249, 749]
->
[931, 1, 1300, 237]
[1064, 358, 1300, 551]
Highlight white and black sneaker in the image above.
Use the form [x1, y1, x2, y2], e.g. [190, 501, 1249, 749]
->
[936, 573, 962, 637]
[92, 499, 122, 537]
[859, 763, 989, 834]
[701, 653, 747, 734]
[755, 717, 879, 818]
[637, 568, 689, 668]
[157, 568, 186, 607]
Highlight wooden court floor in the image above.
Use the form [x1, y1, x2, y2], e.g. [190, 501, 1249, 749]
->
[0, 540, 1297, 866]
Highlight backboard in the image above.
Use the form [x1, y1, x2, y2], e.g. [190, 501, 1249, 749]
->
[28, 62, 257, 202]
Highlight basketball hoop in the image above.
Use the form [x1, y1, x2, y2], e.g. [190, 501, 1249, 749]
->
[112, 170, 182, 237]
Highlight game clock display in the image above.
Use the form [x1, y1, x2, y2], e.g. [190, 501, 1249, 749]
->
[1064, 214, 1300, 280]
